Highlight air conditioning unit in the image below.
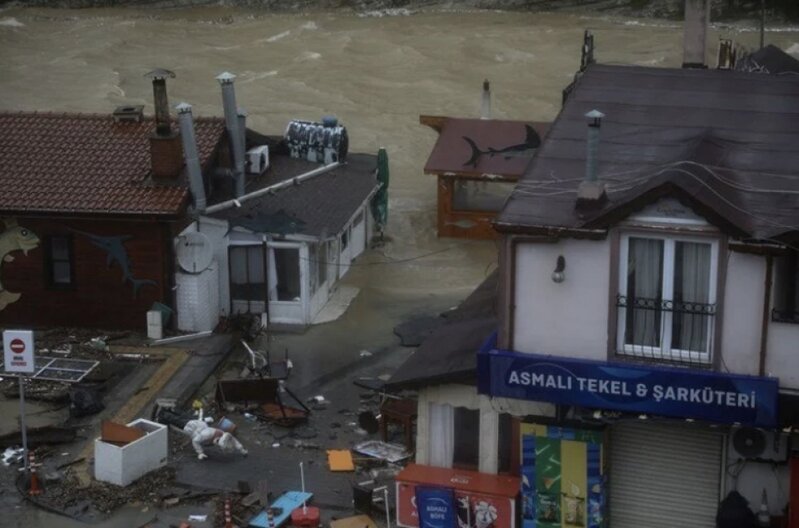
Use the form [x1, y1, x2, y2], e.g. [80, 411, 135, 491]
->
[729, 427, 789, 462]
[246, 145, 270, 176]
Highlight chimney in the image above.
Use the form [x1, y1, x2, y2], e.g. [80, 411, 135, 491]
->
[481, 79, 491, 120]
[717, 39, 734, 70]
[176, 103, 207, 212]
[237, 107, 247, 162]
[145, 69, 183, 180]
[576, 109, 607, 207]
[682, 0, 710, 68]
[216, 72, 246, 197]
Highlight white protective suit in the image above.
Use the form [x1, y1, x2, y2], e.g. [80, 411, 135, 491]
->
[183, 419, 248, 460]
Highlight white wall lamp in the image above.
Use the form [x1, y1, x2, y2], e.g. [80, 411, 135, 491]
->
[552, 255, 566, 283]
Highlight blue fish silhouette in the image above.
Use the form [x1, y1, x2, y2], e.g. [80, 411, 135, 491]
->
[70, 229, 156, 297]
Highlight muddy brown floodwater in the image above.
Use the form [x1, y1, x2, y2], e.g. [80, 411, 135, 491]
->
[0, 5, 797, 527]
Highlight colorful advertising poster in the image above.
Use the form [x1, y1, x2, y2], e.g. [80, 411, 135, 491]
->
[520, 424, 605, 528]
[395, 465, 518, 528]
[416, 487, 456, 528]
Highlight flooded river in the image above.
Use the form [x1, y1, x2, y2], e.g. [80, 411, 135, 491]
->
[1, 7, 798, 296]
[0, 6, 797, 526]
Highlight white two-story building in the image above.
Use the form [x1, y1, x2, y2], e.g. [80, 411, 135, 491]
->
[390, 62, 799, 528]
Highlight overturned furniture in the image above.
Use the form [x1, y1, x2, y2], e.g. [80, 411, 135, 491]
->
[94, 419, 168, 486]
[215, 378, 310, 427]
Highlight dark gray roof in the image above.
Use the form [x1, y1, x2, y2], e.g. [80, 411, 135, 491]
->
[735, 44, 799, 75]
[211, 153, 378, 237]
[386, 272, 497, 390]
[496, 64, 799, 243]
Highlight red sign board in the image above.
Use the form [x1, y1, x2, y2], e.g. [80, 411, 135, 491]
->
[395, 465, 518, 528]
[10, 339, 25, 353]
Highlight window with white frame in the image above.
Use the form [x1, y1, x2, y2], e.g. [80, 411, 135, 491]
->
[617, 234, 719, 363]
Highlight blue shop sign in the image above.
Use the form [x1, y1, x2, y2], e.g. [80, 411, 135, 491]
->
[415, 486, 456, 528]
[477, 341, 779, 428]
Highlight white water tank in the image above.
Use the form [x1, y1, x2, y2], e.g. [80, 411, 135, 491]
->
[176, 261, 220, 332]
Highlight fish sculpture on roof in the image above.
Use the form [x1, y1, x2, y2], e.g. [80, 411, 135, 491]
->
[70, 229, 156, 297]
[462, 124, 541, 168]
[0, 219, 40, 311]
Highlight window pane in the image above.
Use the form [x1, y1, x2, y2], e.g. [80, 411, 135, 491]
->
[774, 250, 798, 316]
[625, 237, 664, 347]
[274, 248, 301, 301]
[247, 247, 265, 284]
[453, 407, 479, 469]
[51, 237, 70, 260]
[672, 241, 711, 353]
[229, 247, 248, 285]
[452, 180, 516, 212]
[52, 262, 71, 284]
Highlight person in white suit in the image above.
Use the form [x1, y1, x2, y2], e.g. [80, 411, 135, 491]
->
[183, 419, 248, 460]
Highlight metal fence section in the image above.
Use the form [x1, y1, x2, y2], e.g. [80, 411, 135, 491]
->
[616, 295, 716, 366]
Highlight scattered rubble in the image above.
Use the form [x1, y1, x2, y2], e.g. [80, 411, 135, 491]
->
[40, 466, 177, 515]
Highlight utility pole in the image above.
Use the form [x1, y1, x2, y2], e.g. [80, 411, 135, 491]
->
[760, 0, 766, 50]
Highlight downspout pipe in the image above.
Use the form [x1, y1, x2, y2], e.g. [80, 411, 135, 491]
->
[759, 255, 773, 376]
[217, 72, 246, 198]
[176, 102, 207, 213]
[237, 107, 247, 160]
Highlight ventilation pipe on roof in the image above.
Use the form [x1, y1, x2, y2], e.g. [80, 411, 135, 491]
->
[176, 102, 207, 213]
[237, 107, 247, 160]
[481, 79, 491, 120]
[145, 69, 176, 136]
[576, 109, 607, 207]
[682, 0, 710, 68]
[217, 72, 246, 198]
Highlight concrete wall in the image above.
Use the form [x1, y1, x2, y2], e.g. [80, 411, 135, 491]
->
[94, 419, 168, 486]
[766, 319, 799, 390]
[720, 252, 764, 376]
[510, 231, 799, 389]
[513, 238, 611, 360]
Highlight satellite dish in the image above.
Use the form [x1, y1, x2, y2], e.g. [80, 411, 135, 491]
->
[176, 232, 213, 273]
[732, 427, 766, 459]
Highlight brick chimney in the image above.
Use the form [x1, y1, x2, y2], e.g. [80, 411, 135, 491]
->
[145, 69, 184, 181]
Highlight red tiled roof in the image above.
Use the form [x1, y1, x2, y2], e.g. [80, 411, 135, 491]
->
[0, 112, 226, 216]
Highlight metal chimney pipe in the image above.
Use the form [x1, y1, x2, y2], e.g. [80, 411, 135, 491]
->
[217, 72, 246, 197]
[481, 79, 491, 120]
[585, 109, 604, 183]
[682, 0, 710, 68]
[176, 102, 207, 212]
[145, 69, 176, 137]
[237, 107, 247, 163]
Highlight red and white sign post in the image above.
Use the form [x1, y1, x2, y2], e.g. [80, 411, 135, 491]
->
[3, 330, 35, 471]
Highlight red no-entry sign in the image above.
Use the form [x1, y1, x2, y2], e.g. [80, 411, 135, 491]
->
[3, 330, 35, 374]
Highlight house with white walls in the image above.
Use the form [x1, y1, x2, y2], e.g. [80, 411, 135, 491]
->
[175, 148, 384, 329]
[171, 74, 387, 329]
[388, 60, 799, 528]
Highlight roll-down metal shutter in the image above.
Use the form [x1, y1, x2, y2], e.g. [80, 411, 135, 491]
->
[610, 421, 723, 528]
